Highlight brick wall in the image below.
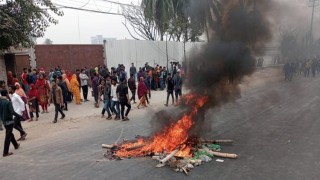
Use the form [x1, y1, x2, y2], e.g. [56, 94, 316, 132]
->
[0, 56, 7, 82]
[34, 45, 104, 71]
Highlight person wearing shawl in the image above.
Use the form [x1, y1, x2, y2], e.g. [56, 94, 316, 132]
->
[36, 73, 50, 113]
[62, 74, 72, 102]
[70, 74, 81, 104]
[14, 82, 26, 98]
[137, 77, 148, 109]
[28, 84, 40, 121]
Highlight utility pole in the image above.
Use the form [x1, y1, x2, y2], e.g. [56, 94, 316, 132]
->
[166, 36, 169, 69]
[310, 0, 316, 40]
[308, 0, 319, 56]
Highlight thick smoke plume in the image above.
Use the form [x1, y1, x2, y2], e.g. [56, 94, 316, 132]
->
[151, 0, 274, 136]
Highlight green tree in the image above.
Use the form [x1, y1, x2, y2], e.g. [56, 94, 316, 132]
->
[139, 0, 222, 42]
[44, 38, 53, 44]
[0, 0, 63, 51]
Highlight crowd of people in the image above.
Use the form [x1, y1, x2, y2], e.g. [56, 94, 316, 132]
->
[283, 58, 320, 81]
[0, 61, 185, 157]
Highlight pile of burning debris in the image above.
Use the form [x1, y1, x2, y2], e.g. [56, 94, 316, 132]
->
[102, 137, 237, 175]
[101, 94, 237, 175]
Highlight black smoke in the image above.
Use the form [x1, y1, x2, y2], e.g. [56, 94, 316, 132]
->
[151, 0, 274, 136]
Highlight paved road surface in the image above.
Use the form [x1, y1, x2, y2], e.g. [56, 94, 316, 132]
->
[0, 68, 319, 180]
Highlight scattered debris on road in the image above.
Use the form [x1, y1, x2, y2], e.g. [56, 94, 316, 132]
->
[102, 137, 237, 175]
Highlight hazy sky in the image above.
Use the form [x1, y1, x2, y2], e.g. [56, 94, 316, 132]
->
[38, 0, 140, 44]
[39, 0, 320, 44]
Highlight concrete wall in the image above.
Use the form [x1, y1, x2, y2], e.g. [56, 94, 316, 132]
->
[105, 39, 204, 69]
[0, 56, 7, 82]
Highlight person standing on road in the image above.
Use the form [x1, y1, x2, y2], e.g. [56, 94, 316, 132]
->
[21, 68, 30, 95]
[117, 77, 131, 121]
[0, 80, 7, 131]
[62, 74, 72, 103]
[14, 83, 29, 120]
[36, 73, 50, 113]
[70, 74, 81, 105]
[57, 76, 69, 111]
[128, 74, 137, 104]
[28, 84, 40, 121]
[173, 71, 183, 103]
[110, 78, 120, 120]
[137, 77, 148, 109]
[165, 73, 174, 106]
[145, 71, 151, 99]
[92, 72, 100, 107]
[79, 69, 90, 102]
[130, 63, 137, 80]
[10, 86, 28, 141]
[159, 68, 165, 91]
[101, 77, 112, 120]
[49, 80, 65, 123]
[0, 90, 22, 157]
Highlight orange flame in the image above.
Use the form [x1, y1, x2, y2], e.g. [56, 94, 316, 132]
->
[116, 94, 208, 158]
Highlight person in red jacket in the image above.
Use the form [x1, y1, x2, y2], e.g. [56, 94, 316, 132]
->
[137, 77, 148, 109]
[28, 84, 41, 121]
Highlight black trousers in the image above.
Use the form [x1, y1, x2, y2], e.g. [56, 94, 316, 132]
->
[175, 89, 182, 101]
[93, 88, 99, 103]
[120, 101, 131, 119]
[29, 102, 39, 119]
[54, 104, 65, 120]
[14, 116, 26, 137]
[63, 93, 68, 110]
[166, 90, 174, 105]
[82, 85, 88, 100]
[130, 89, 136, 102]
[3, 124, 18, 155]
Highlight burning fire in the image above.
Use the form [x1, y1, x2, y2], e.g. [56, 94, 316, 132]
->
[116, 94, 209, 158]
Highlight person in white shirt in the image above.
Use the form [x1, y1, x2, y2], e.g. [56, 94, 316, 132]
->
[79, 69, 90, 101]
[10, 88, 27, 141]
[110, 78, 120, 120]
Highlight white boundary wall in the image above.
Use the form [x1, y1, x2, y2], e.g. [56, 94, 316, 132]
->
[104, 39, 204, 69]
[104, 39, 280, 69]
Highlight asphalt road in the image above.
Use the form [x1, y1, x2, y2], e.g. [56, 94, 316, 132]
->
[1, 70, 320, 180]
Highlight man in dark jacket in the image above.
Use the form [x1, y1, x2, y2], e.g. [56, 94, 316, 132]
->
[128, 74, 137, 104]
[49, 80, 65, 123]
[92, 72, 100, 107]
[0, 90, 22, 157]
[117, 77, 131, 121]
[102, 76, 112, 120]
[165, 73, 174, 106]
[130, 63, 137, 80]
[173, 71, 183, 103]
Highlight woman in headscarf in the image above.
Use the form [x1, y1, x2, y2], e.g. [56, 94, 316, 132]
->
[62, 73, 72, 102]
[28, 84, 40, 121]
[15, 82, 27, 98]
[14, 82, 29, 120]
[70, 74, 81, 104]
[36, 73, 50, 113]
[137, 77, 148, 109]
